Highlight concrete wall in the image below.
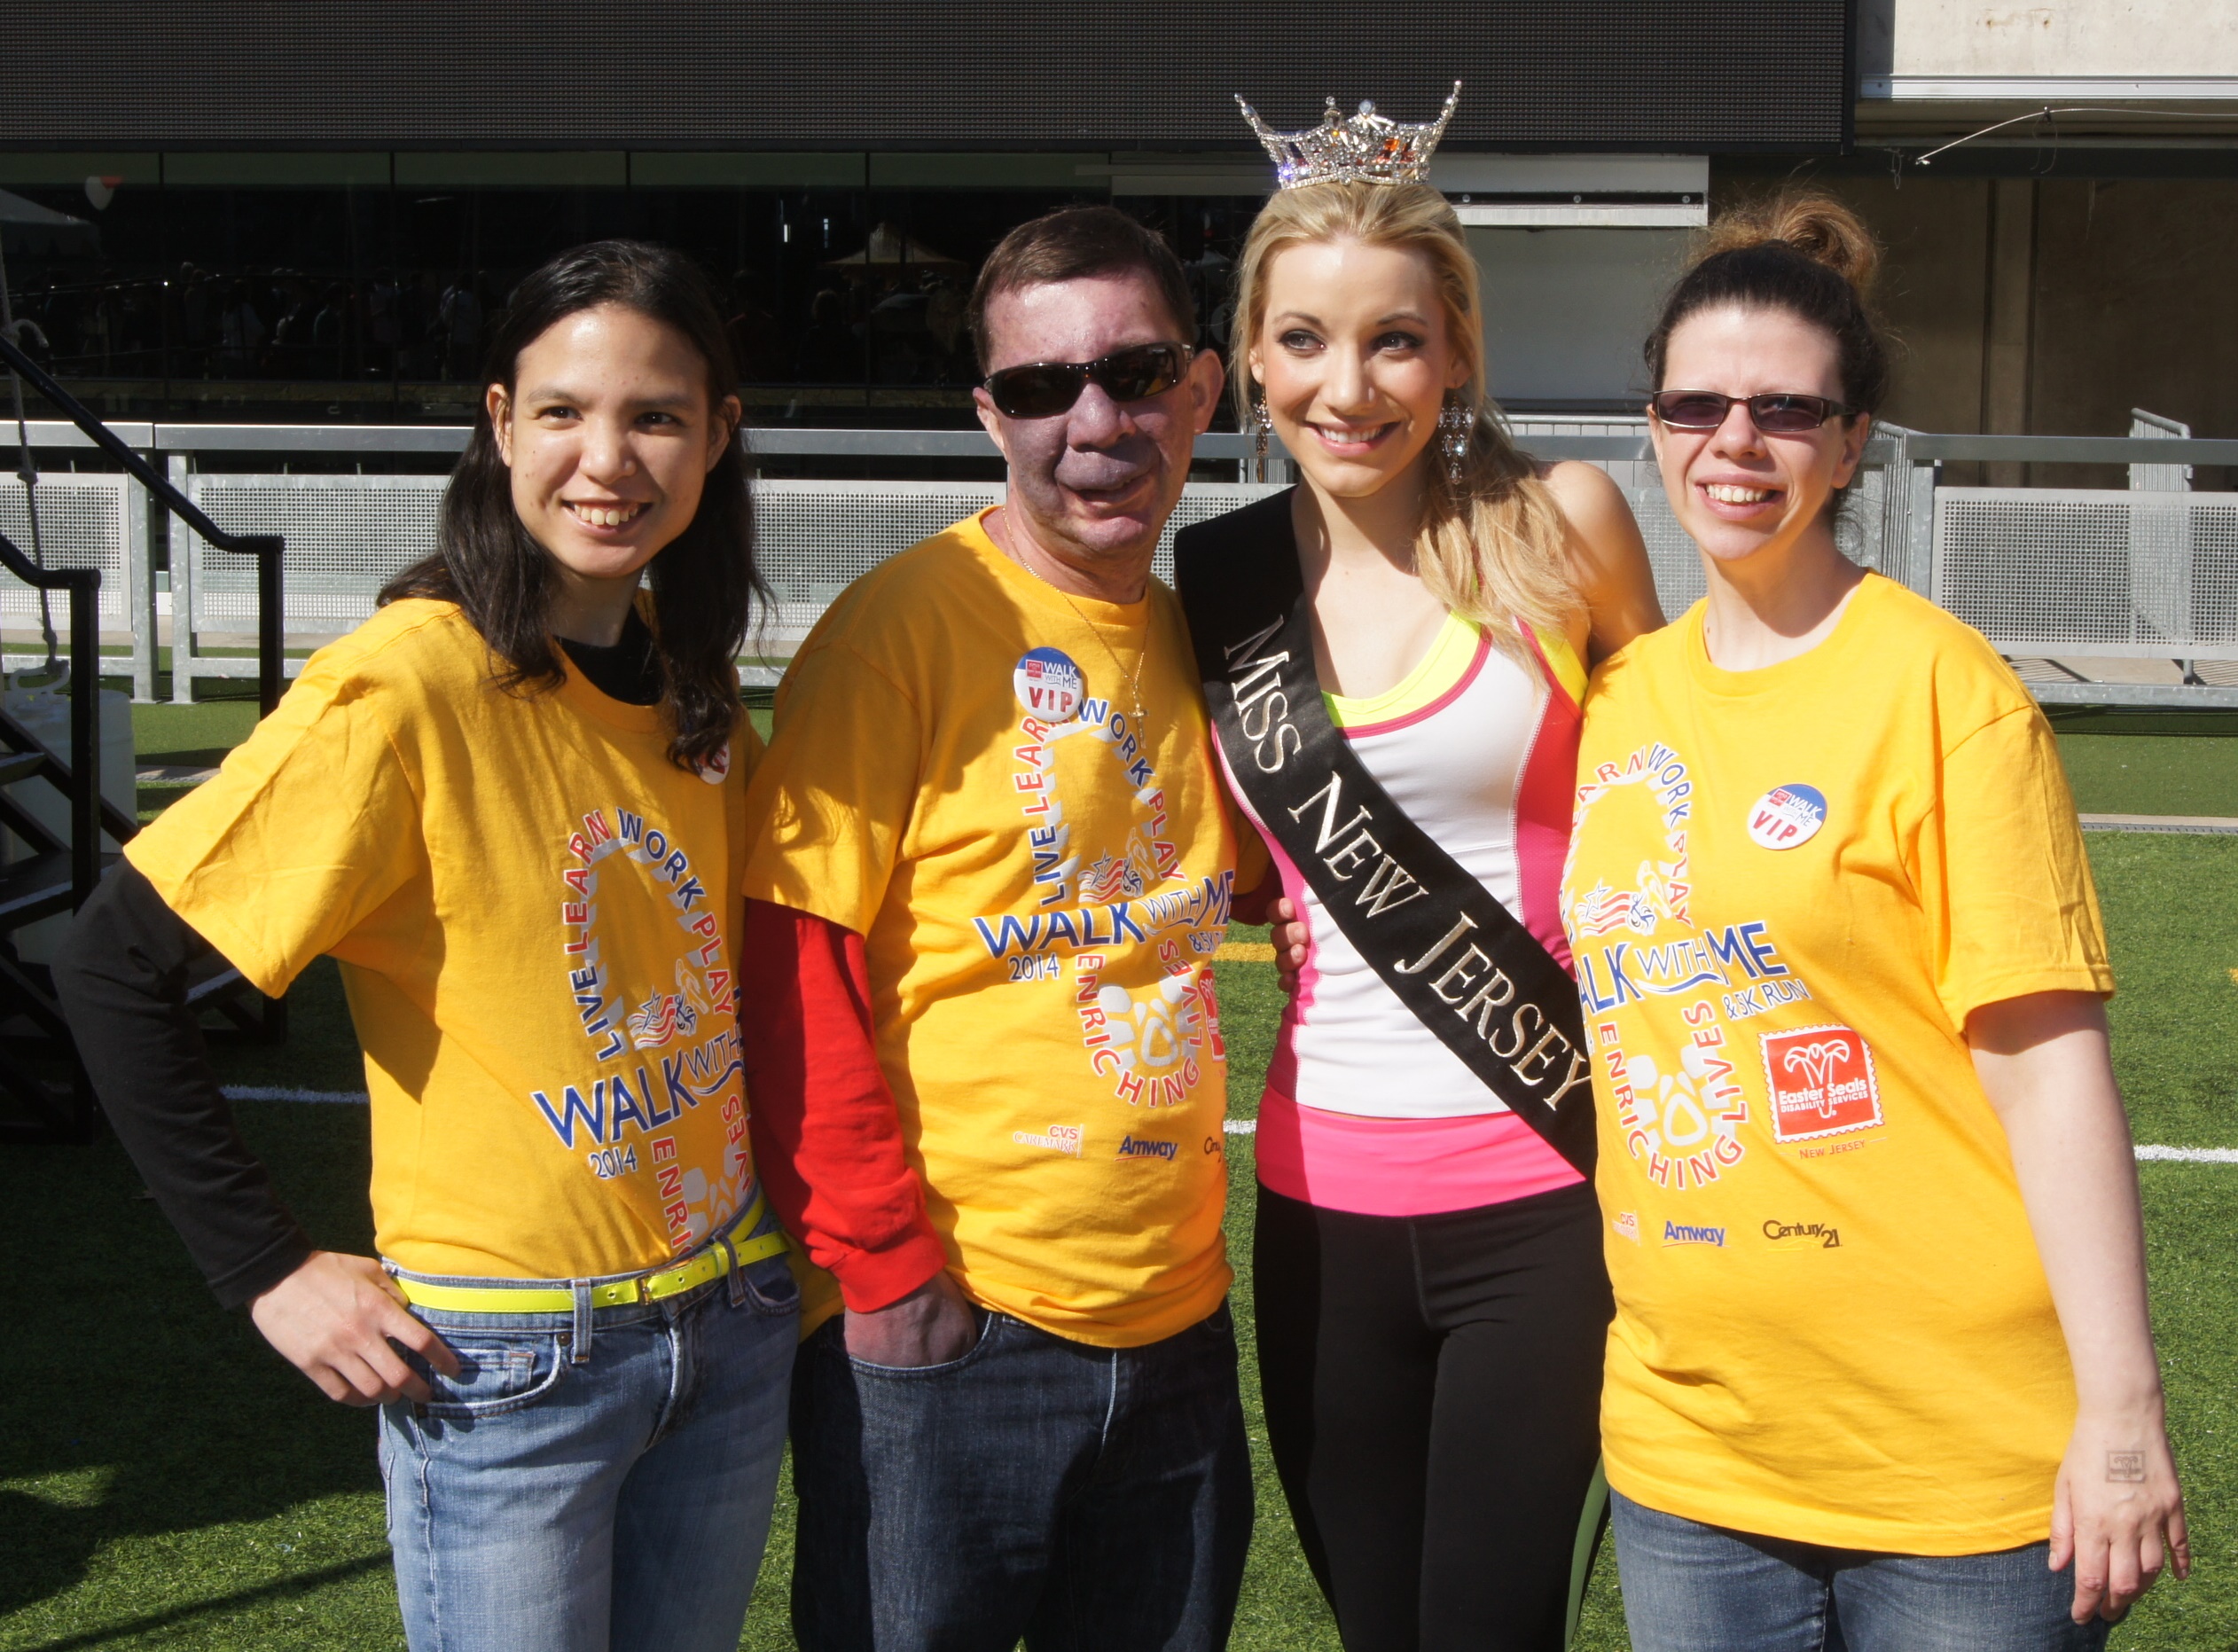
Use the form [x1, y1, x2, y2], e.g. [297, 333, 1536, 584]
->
[1468, 228, 1693, 406]
[1710, 171, 2238, 451]
[1858, 0, 2238, 78]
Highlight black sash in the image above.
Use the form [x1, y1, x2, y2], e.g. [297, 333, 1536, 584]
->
[1174, 490, 1594, 1175]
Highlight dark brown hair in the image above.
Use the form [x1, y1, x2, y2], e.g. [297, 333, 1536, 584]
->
[380, 239, 761, 771]
[966, 206, 1195, 371]
[1645, 192, 1889, 416]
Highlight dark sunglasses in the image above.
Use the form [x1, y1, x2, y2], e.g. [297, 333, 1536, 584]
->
[983, 343, 1191, 420]
[1649, 391, 1858, 435]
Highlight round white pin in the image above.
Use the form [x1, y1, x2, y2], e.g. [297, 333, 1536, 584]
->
[1747, 783, 1827, 849]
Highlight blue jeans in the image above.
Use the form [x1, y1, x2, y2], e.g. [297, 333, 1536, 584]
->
[789, 1300, 1253, 1651]
[1611, 1491, 2110, 1652]
[377, 1240, 798, 1652]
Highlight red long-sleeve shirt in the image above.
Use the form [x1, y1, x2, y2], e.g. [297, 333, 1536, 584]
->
[738, 896, 949, 1313]
[740, 873, 1279, 1315]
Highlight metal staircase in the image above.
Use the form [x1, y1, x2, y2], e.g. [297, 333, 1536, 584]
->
[0, 333, 287, 1143]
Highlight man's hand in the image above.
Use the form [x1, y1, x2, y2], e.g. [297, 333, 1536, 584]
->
[1268, 896, 1310, 997]
[843, 1269, 977, 1368]
[2053, 1405, 2189, 1624]
[248, 1250, 461, 1405]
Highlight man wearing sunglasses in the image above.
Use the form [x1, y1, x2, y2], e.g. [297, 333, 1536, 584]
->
[738, 205, 1266, 1651]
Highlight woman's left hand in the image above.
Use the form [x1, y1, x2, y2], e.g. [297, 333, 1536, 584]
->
[2051, 1404, 2189, 1623]
[1969, 991, 2192, 1626]
[1267, 896, 1310, 997]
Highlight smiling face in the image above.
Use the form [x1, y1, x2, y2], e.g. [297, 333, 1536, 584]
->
[1248, 236, 1470, 504]
[1649, 302, 1870, 570]
[972, 270, 1223, 574]
[489, 302, 739, 595]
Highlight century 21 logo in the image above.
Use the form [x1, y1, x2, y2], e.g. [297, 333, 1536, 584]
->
[1761, 1218, 1842, 1249]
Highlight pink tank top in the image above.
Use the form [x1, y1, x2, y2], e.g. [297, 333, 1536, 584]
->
[1227, 615, 1587, 1217]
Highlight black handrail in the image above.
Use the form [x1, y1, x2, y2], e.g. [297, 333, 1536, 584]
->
[0, 526, 100, 906]
[0, 333, 286, 717]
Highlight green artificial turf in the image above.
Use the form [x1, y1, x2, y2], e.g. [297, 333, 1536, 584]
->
[2054, 733, 2238, 818]
[123, 701, 2238, 824]
[4, 730, 2232, 1647]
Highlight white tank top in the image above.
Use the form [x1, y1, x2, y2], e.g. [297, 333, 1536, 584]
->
[1226, 613, 1585, 1119]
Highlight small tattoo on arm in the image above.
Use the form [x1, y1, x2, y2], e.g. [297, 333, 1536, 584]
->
[2108, 1452, 2147, 1483]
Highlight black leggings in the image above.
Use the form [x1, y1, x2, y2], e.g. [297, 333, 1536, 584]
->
[1253, 1179, 1614, 1652]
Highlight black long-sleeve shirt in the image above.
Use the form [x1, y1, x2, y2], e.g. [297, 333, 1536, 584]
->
[52, 620, 664, 1308]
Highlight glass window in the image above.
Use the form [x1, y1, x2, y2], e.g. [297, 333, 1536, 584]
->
[0, 154, 1265, 430]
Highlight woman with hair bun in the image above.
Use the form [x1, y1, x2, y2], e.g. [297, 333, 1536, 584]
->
[1175, 133, 1662, 1648]
[1561, 193, 2187, 1647]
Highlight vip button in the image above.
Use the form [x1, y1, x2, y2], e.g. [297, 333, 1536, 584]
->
[1747, 784, 1827, 850]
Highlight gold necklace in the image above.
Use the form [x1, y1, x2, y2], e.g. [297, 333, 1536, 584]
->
[993, 508, 1150, 734]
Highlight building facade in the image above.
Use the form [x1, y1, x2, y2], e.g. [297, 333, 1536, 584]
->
[0, 0, 2228, 449]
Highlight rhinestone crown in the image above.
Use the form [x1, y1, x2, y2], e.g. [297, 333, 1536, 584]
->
[1236, 81, 1462, 191]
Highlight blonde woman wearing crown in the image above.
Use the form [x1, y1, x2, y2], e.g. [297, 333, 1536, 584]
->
[1172, 88, 1662, 1651]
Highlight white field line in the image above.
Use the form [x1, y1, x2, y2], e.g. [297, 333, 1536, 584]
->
[216, 1092, 2233, 1165]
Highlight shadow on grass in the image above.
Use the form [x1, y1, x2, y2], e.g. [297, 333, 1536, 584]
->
[13, 1554, 390, 1652]
[0, 960, 379, 1625]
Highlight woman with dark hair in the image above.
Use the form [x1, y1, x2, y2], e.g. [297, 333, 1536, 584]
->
[1560, 195, 2187, 1648]
[55, 239, 795, 1652]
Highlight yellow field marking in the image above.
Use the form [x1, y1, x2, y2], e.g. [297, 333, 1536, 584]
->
[1216, 942, 1276, 963]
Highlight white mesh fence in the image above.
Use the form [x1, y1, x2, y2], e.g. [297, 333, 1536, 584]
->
[75, 452, 2238, 678]
[184, 474, 442, 633]
[1935, 489, 2238, 659]
[0, 474, 130, 630]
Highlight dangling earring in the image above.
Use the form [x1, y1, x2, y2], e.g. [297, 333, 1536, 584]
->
[1251, 389, 1272, 483]
[1438, 396, 1477, 486]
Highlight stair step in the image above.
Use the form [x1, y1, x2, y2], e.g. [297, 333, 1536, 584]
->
[0, 851, 118, 932]
[0, 751, 48, 787]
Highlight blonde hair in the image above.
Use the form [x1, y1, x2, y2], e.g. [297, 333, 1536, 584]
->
[1230, 182, 1580, 677]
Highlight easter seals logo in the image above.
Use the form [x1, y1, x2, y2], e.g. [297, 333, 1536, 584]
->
[1662, 1220, 1725, 1248]
[1762, 1217, 1843, 1249]
[1763, 1024, 1883, 1142]
[1747, 784, 1827, 850]
[1013, 647, 1085, 724]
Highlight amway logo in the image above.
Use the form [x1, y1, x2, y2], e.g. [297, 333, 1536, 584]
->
[1663, 1220, 1726, 1248]
[1117, 1134, 1178, 1161]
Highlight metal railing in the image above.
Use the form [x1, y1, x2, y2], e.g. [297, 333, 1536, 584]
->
[0, 340, 288, 716]
[0, 527, 105, 904]
[4, 415, 2237, 709]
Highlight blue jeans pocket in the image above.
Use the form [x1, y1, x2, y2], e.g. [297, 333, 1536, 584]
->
[741, 1254, 801, 1318]
[845, 1306, 998, 1379]
[413, 1332, 569, 1419]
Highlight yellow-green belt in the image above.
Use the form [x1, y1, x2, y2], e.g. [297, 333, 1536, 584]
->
[391, 1194, 788, 1315]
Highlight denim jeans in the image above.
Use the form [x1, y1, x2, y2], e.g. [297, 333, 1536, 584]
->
[377, 1237, 799, 1652]
[1611, 1491, 2112, 1652]
[789, 1299, 1253, 1652]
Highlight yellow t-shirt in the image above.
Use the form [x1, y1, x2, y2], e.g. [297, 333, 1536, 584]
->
[127, 599, 762, 1281]
[1562, 574, 2112, 1554]
[742, 509, 1266, 1349]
